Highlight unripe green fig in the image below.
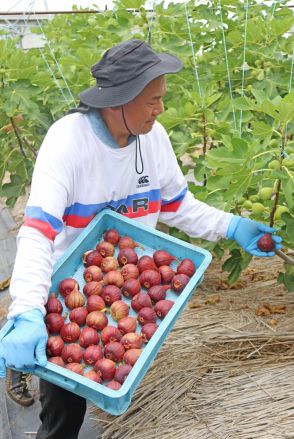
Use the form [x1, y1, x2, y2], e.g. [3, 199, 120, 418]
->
[282, 158, 294, 168]
[252, 202, 266, 214]
[274, 205, 289, 220]
[257, 187, 273, 201]
[269, 139, 279, 148]
[249, 195, 259, 202]
[242, 200, 252, 209]
[268, 160, 280, 170]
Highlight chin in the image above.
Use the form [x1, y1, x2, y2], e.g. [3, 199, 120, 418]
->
[141, 124, 154, 135]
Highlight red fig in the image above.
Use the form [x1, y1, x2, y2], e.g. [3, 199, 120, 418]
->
[154, 299, 174, 319]
[153, 250, 176, 267]
[114, 364, 132, 384]
[257, 233, 275, 252]
[171, 273, 190, 293]
[104, 228, 120, 245]
[45, 293, 63, 314]
[140, 323, 158, 342]
[177, 258, 196, 277]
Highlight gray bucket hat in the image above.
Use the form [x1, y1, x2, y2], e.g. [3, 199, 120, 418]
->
[79, 39, 183, 108]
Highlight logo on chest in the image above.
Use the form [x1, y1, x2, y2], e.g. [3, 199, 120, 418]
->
[136, 175, 149, 188]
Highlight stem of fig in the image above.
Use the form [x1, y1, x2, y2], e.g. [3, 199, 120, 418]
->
[275, 250, 294, 266]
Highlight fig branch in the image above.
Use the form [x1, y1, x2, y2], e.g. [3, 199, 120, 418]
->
[10, 116, 27, 159]
[269, 125, 285, 227]
[275, 249, 294, 266]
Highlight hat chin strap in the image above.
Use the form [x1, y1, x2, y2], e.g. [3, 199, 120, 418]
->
[121, 106, 144, 175]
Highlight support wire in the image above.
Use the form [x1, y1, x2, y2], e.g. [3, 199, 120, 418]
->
[184, 2, 202, 98]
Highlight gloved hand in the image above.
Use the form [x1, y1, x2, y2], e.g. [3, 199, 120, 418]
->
[227, 215, 282, 257]
[0, 309, 48, 378]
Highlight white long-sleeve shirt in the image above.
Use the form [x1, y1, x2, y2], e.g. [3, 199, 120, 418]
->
[8, 111, 233, 318]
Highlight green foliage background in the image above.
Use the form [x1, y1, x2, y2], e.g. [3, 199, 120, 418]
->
[1, 0, 294, 289]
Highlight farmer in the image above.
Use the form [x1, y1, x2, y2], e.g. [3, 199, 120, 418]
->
[0, 39, 281, 438]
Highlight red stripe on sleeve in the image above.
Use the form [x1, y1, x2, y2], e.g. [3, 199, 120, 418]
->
[24, 217, 58, 240]
[160, 200, 182, 213]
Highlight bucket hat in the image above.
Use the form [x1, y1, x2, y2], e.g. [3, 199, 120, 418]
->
[79, 39, 183, 108]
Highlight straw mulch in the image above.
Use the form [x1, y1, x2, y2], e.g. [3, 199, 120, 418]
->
[90, 255, 294, 439]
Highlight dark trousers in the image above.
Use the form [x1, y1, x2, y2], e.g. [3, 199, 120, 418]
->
[36, 379, 87, 439]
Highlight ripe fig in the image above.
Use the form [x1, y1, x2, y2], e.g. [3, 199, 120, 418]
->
[101, 325, 122, 345]
[177, 258, 196, 277]
[83, 266, 103, 283]
[153, 250, 176, 267]
[121, 332, 143, 350]
[117, 316, 137, 335]
[121, 264, 139, 281]
[86, 310, 108, 331]
[48, 356, 64, 367]
[104, 228, 120, 245]
[104, 341, 125, 362]
[257, 233, 275, 252]
[83, 345, 103, 365]
[83, 250, 103, 267]
[59, 278, 79, 298]
[69, 307, 88, 326]
[79, 327, 100, 348]
[123, 348, 142, 366]
[171, 274, 190, 293]
[46, 335, 64, 357]
[61, 343, 83, 363]
[96, 241, 115, 257]
[83, 280, 103, 297]
[95, 358, 116, 381]
[60, 322, 81, 342]
[110, 300, 129, 321]
[122, 278, 141, 298]
[83, 369, 103, 383]
[114, 364, 132, 384]
[137, 307, 157, 326]
[154, 299, 174, 319]
[45, 293, 63, 314]
[140, 323, 158, 342]
[45, 313, 65, 334]
[106, 380, 121, 390]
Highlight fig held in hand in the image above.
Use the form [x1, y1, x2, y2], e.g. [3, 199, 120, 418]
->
[257, 233, 275, 252]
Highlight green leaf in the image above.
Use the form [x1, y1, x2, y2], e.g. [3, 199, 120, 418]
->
[222, 249, 252, 284]
[283, 180, 294, 209]
[277, 272, 294, 292]
[277, 103, 294, 123]
[0, 174, 24, 199]
[282, 213, 294, 242]
[251, 121, 273, 137]
[207, 147, 245, 164]
[259, 100, 280, 119]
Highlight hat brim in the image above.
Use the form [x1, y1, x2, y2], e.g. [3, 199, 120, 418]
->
[79, 53, 183, 108]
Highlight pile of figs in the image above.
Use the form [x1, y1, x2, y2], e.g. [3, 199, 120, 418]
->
[45, 228, 196, 390]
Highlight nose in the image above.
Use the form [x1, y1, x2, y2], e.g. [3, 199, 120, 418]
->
[153, 99, 164, 116]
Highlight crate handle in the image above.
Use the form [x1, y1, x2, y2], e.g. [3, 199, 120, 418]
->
[40, 368, 78, 392]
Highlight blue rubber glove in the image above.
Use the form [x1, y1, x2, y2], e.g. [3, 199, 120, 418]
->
[227, 216, 282, 257]
[0, 309, 48, 378]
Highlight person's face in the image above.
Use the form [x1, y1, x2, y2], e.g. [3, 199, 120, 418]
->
[122, 76, 166, 135]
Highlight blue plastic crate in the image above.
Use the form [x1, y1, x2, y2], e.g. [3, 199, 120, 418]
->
[0, 210, 211, 415]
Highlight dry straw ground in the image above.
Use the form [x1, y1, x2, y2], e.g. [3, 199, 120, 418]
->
[91, 256, 294, 439]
